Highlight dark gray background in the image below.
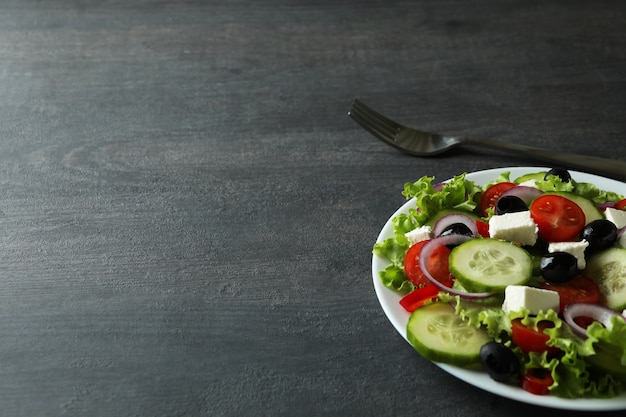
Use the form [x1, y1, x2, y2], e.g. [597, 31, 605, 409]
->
[0, 0, 625, 416]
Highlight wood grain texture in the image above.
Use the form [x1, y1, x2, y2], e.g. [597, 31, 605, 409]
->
[0, 0, 625, 416]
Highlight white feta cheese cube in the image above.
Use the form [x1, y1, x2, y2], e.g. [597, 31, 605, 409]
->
[548, 240, 589, 269]
[603, 208, 626, 248]
[488, 211, 538, 246]
[605, 207, 626, 229]
[405, 225, 432, 245]
[502, 285, 560, 315]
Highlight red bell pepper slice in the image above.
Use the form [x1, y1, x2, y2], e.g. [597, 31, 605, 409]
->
[521, 368, 554, 395]
[399, 284, 440, 312]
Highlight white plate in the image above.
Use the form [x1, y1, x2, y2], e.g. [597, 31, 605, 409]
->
[372, 166, 626, 410]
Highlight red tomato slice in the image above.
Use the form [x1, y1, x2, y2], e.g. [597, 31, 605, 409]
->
[404, 241, 429, 286]
[615, 199, 626, 210]
[403, 240, 453, 287]
[574, 316, 596, 329]
[399, 284, 440, 312]
[510, 319, 561, 356]
[521, 368, 553, 395]
[529, 194, 586, 242]
[476, 219, 490, 237]
[479, 182, 517, 216]
[540, 275, 600, 314]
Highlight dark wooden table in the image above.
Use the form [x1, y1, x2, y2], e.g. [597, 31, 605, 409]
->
[1, 0, 625, 416]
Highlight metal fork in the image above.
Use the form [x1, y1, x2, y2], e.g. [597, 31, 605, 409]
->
[348, 99, 626, 181]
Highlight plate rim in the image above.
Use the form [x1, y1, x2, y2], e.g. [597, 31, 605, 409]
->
[372, 166, 626, 410]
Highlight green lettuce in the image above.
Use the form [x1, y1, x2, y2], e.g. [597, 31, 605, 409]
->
[373, 237, 414, 293]
[482, 171, 513, 190]
[400, 174, 482, 222]
[535, 174, 623, 203]
[585, 316, 626, 366]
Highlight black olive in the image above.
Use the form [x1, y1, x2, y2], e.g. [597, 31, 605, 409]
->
[495, 195, 528, 215]
[580, 219, 617, 254]
[540, 252, 578, 283]
[544, 167, 572, 183]
[439, 223, 474, 237]
[480, 342, 520, 383]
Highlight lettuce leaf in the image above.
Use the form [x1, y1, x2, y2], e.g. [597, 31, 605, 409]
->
[373, 236, 407, 267]
[373, 237, 414, 293]
[534, 175, 575, 193]
[402, 174, 482, 221]
[377, 264, 415, 293]
[535, 175, 623, 203]
[573, 181, 623, 204]
[440, 292, 509, 341]
[584, 316, 626, 366]
[482, 171, 512, 190]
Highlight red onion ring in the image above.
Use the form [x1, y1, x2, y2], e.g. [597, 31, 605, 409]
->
[563, 302, 622, 338]
[499, 185, 543, 205]
[432, 213, 478, 237]
[598, 201, 616, 211]
[418, 235, 497, 300]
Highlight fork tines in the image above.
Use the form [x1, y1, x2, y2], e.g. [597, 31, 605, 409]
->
[348, 99, 402, 144]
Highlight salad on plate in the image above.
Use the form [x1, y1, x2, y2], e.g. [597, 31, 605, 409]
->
[373, 167, 626, 403]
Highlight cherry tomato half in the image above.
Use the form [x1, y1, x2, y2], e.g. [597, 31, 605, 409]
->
[573, 316, 596, 329]
[399, 284, 440, 312]
[403, 240, 453, 287]
[510, 319, 561, 357]
[476, 219, 490, 237]
[404, 241, 428, 286]
[521, 368, 554, 395]
[529, 194, 586, 242]
[540, 274, 600, 314]
[480, 182, 517, 216]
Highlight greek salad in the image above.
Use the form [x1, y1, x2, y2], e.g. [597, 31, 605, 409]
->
[374, 167, 626, 399]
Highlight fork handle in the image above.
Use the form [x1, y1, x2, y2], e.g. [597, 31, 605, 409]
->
[463, 137, 626, 181]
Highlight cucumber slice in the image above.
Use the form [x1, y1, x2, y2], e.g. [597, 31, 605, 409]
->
[543, 192, 603, 224]
[514, 172, 546, 184]
[585, 247, 626, 311]
[449, 238, 533, 292]
[406, 302, 490, 366]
